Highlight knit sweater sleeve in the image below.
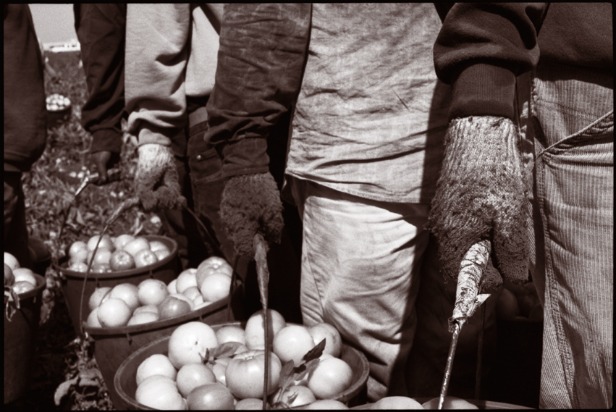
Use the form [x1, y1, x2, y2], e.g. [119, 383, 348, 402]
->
[434, 3, 548, 120]
[205, 3, 311, 178]
[124, 4, 190, 149]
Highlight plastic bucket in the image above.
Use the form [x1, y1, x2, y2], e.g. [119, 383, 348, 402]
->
[4, 273, 46, 404]
[55, 235, 181, 334]
[114, 322, 370, 410]
[85, 297, 233, 409]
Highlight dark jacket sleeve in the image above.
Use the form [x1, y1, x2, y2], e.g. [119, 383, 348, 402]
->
[3, 4, 47, 172]
[205, 3, 311, 178]
[74, 4, 126, 155]
[434, 3, 548, 120]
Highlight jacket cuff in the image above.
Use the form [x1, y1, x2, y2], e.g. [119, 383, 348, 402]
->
[449, 64, 517, 120]
[90, 129, 123, 154]
[220, 137, 270, 179]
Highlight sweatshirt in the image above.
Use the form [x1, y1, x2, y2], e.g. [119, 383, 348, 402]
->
[125, 4, 223, 157]
[434, 2, 613, 120]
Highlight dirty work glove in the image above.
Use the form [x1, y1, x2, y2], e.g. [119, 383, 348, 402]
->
[134, 144, 186, 212]
[220, 172, 284, 257]
[428, 116, 529, 292]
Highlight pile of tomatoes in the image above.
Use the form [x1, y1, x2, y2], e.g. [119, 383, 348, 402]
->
[132, 309, 357, 410]
[86, 256, 233, 328]
[4, 252, 39, 295]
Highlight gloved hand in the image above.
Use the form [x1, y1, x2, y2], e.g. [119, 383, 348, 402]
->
[91, 150, 120, 184]
[134, 143, 186, 212]
[219, 172, 284, 257]
[428, 116, 529, 292]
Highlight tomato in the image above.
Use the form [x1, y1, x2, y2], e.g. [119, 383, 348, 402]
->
[133, 249, 158, 268]
[109, 249, 135, 271]
[176, 363, 217, 397]
[304, 399, 349, 409]
[234, 398, 264, 410]
[159, 294, 192, 320]
[421, 396, 479, 409]
[167, 321, 218, 369]
[87, 234, 114, 252]
[198, 273, 231, 303]
[113, 234, 136, 251]
[4, 252, 20, 270]
[176, 268, 198, 293]
[97, 297, 132, 327]
[88, 286, 112, 311]
[137, 279, 169, 306]
[136, 353, 177, 385]
[186, 382, 234, 410]
[273, 324, 316, 365]
[307, 357, 353, 399]
[225, 349, 282, 399]
[308, 322, 342, 358]
[135, 375, 185, 410]
[109, 283, 140, 312]
[123, 237, 150, 257]
[372, 396, 424, 409]
[244, 309, 286, 350]
[4, 263, 15, 287]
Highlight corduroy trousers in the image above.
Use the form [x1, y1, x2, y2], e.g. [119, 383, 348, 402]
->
[529, 64, 613, 409]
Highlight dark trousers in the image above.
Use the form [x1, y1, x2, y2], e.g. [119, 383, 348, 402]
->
[74, 3, 126, 153]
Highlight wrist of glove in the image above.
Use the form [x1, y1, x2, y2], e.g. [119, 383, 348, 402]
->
[220, 172, 284, 257]
[428, 116, 529, 291]
[135, 144, 186, 212]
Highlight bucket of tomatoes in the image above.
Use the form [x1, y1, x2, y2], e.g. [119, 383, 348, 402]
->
[54, 233, 183, 335]
[114, 309, 370, 410]
[4, 252, 46, 404]
[55, 235, 240, 408]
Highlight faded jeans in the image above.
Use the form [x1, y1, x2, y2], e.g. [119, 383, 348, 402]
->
[529, 64, 613, 409]
[287, 176, 430, 401]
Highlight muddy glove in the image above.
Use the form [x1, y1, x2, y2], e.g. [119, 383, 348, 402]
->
[220, 172, 284, 258]
[134, 143, 186, 212]
[428, 116, 529, 292]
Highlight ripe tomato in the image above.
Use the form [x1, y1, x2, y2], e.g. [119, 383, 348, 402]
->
[244, 309, 286, 350]
[4, 252, 20, 271]
[421, 396, 479, 409]
[186, 383, 235, 410]
[225, 350, 282, 399]
[198, 273, 231, 303]
[135, 375, 185, 410]
[87, 234, 114, 252]
[88, 286, 112, 311]
[12, 280, 36, 295]
[176, 363, 217, 397]
[97, 297, 132, 327]
[304, 399, 349, 409]
[372, 396, 424, 409]
[136, 353, 177, 385]
[308, 322, 342, 358]
[176, 268, 198, 293]
[113, 234, 136, 251]
[273, 324, 316, 365]
[159, 294, 192, 320]
[133, 249, 158, 268]
[109, 283, 140, 312]
[109, 249, 136, 271]
[307, 357, 353, 399]
[123, 237, 150, 257]
[137, 278, 169, 306]
[167, 321, 218, 369]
